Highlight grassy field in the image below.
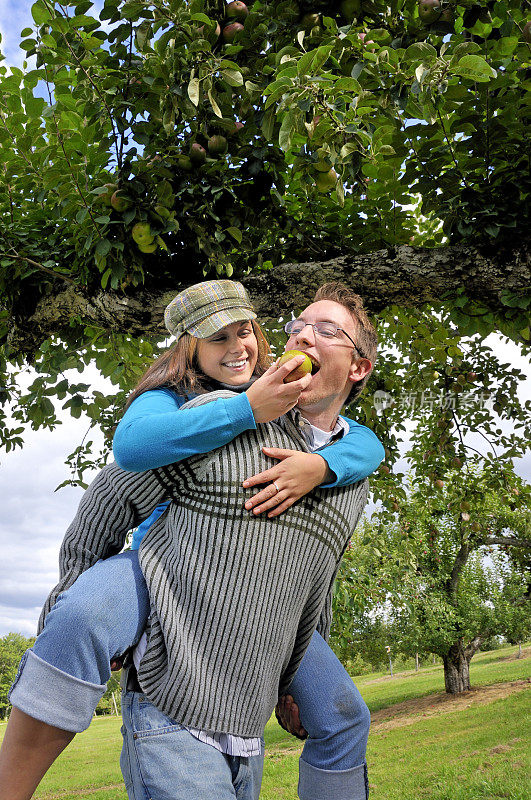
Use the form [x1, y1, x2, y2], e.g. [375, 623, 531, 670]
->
[2, 643, 529, 800]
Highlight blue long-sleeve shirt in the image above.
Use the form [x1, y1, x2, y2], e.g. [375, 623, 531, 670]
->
[113, 388, 384, 549]
[114, 387, 384, 485]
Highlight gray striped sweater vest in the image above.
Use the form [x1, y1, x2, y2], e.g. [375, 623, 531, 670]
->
[39, 392, 368, 736]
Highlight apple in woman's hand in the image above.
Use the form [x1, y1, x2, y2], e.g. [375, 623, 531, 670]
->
[278, 350, 313, 383]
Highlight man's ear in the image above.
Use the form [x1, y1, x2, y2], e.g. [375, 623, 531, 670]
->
[348, 358, 372, 384]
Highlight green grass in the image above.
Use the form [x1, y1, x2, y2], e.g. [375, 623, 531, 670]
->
[355, 643, 531, 712]
[1, 643, 529, 799]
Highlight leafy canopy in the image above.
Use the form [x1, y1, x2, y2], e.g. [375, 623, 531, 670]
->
[0, 0, 529, 489]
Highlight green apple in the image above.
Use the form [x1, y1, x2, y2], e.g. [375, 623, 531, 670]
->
[313, 158, 332, 173]
[132, 222, 153, 246]
[207, 135, 228, 156]
[278, 349, 313, 382]
[110, 190, 132, 213]
[189, 143, 207, 166]
[315, 168, 337, 193]
[177, 155, 193, 171]
[418, 0, 441, 24]
[96, 182, 118, 207]
[137, 240, 158, 253]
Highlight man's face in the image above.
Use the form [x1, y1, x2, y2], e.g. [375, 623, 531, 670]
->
[285, 299, 370, 424]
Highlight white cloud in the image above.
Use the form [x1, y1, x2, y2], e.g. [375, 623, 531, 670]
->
[0, 1, 35, 69]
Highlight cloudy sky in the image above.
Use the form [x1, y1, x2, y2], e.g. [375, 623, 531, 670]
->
[0, 7, 529, 638]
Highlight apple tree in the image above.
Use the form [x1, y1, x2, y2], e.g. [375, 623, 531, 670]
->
[331, 466, 530, 692]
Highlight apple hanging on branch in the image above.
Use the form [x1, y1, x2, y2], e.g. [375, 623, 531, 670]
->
[418, 0, 442, 25]
[222, 21, 245, 43]
[315, 169, 338, 193]
[207, 135, 229, 156]
[110, 190, 132, 213]
[189, 142, 207, 166]
[226, 1, 249, 23]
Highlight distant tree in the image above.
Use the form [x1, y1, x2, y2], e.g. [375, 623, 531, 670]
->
[331, 468, 530, 693]
[0, 633, 34, 718]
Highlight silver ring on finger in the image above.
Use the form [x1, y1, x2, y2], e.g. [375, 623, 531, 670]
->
[272, 481, 280, 494]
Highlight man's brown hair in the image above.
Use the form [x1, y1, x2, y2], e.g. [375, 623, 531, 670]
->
[313, 282, 377, 403]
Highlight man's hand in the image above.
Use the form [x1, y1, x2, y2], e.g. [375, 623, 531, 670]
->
[275, 694, 307, 740]
[242, 449, 332, 517]
[245, 357, 312, 424]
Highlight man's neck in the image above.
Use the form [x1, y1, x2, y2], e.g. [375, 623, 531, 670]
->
[295, 406, 340, 432]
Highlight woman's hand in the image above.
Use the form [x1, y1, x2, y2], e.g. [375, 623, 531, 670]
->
[245, 356, 312, 424]
[242, 448, 333, 517]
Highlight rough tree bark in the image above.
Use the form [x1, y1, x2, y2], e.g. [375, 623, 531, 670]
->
[443, 636, 483, 694]
[6, 243, 530, 359]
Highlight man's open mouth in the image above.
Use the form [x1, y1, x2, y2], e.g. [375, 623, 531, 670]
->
[310, 360, 320, 376]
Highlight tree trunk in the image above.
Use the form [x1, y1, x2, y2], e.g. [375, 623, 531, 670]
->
[518, 642, 522, 658]
[443, 636, 483, 693]
[443, 643, 470, 693]
[415, 652, 419, 671]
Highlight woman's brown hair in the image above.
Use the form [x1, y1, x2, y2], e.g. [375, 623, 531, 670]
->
[125, 320, 271, 410]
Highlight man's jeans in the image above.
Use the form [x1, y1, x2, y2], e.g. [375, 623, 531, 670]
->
[10, 551, 370, 799]
[120, 690, 263, 800]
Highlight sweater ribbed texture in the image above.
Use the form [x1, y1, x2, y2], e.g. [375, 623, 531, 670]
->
[39, 393, 368, 737]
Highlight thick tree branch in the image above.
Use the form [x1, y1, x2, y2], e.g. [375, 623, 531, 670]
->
[464, 636, 483, 662]
[6, 243, 530, 358]
[484, 537, 531, 549]
[446, 539, 470, 598]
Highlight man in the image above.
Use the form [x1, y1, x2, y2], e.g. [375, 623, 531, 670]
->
[120, 282, 378, 800]
[7, 283, 379, 800]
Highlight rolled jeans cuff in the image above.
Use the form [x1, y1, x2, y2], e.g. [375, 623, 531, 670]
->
[9, 649, 106, 733]
[298, 757, 368, 800]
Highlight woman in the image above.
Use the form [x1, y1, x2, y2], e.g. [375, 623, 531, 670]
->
[0, 280, 382, 800]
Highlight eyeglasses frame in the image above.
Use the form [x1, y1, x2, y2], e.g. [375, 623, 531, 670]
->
[284, 320, 366, 360]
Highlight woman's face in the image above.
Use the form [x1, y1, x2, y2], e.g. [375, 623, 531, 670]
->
[196, 320, 258, 385]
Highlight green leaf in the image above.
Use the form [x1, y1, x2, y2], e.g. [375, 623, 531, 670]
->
[190, 13, 212, 24]
[334, 77, 361, 94]
[279, 110, 296, 152]
[453, 56, 496, 83]
[31, 1, 51, 25]
[226, 227, 242, 243]
[297, 49, 316, 76]
[207, 89, 222, 118]
[187, 77, 200, 106]
[261, 107, 275, 141]
[312, 44, 333, 74]
[404, 42, 437, 63]
[221, 69, 244, 87]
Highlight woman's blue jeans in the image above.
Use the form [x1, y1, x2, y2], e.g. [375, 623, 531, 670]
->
[10, 551, 370, 800]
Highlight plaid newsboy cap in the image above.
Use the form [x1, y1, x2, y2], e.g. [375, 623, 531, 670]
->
[164, 280, 257, 340]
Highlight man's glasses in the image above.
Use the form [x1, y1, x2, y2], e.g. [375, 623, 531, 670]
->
[284, 320, 365, 358]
